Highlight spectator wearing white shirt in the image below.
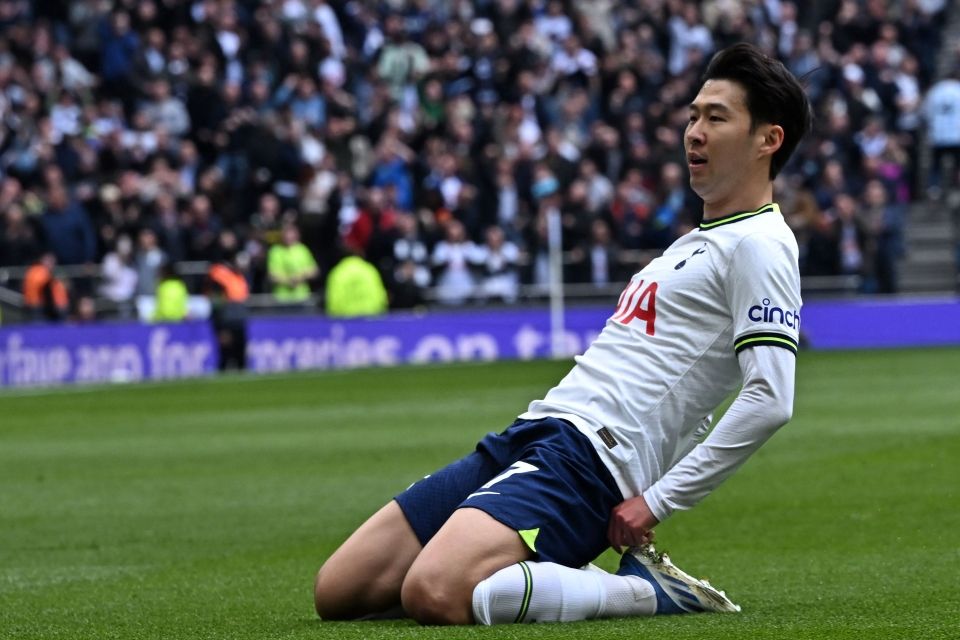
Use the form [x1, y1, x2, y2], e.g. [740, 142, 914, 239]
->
[534, 0, 573, 45]
[579, 158, 614, 216]
[550, 34, 597, 81]
[668, 4, 714, 76]
[436, 152, 464, 212]
[141, 78, 191, 138]
[99, 234, 139, 318]
[52, 43, 97, 93]
[281, 0, 310, 22]
[50, 91, 83, 139]
[776, 2, 798, 59]
[922, 67, 960, 195]
[855, 116, 889, 160]
[135, 28, 167, 79]
[432, 219, 482, 305]
[214, 9, 244, 84]
[312, 0, 345, 60]
[477, 226, 521, 303]
[894, 55, 922, 131]
[389, 212, 432, 309]
[392, 212, 431, 283]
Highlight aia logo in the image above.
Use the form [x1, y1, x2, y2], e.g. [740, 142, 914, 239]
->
[612, 279, 658, 335]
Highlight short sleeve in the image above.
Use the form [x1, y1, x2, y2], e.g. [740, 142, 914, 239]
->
[724, 233, 802, 355]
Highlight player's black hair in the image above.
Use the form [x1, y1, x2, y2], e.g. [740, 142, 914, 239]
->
[701, 43, 813, 179]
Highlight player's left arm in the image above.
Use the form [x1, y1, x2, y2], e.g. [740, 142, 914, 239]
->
[640, 231, 802, 524]
[609, 346, 794, 549]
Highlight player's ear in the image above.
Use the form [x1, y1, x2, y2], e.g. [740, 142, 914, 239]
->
[757, 124, 784, 158]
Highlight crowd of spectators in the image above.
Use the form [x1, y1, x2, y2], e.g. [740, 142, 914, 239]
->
[0, 0, 952, 323]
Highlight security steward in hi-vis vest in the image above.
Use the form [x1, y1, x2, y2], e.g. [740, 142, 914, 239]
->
[206, 256, 250, 370]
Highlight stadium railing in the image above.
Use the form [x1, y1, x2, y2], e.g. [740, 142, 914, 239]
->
[0, 258, 865, 325]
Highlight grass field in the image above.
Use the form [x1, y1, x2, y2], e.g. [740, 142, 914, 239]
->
[1, 348, 958, 639]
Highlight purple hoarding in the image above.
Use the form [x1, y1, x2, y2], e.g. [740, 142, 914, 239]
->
[2, 296, 957, 386]
[801, 297, 960, 349]
[0, 322, 218, 388]
[246, 308, 609, 373]
[246, 296, 960, 374]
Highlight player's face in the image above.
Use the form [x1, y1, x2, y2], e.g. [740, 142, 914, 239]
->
[684, 80, 765, 209]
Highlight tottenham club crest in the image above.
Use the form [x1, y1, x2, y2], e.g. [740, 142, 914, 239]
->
[675, 243, 707, 270]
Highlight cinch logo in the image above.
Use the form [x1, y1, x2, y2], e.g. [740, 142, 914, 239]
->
[748, 298, 801, 329]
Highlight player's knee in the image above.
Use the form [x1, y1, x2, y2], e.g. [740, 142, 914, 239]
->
[401, 571, 473, 625]
[314, 565, 358, 620]
[313, 567, 339, 619]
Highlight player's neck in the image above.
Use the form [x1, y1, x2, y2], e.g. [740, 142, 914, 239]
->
[701, 181, 774, 221]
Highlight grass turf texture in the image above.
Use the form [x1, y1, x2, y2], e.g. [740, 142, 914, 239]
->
[1, 348, 958, 639]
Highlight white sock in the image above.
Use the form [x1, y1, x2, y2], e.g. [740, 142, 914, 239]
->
[472, 561, 656, 624]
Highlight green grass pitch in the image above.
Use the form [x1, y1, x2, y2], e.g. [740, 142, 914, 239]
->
[1, 348, 958, 639]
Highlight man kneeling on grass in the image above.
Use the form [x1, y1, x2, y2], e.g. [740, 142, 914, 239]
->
[314, 42, 812, 625]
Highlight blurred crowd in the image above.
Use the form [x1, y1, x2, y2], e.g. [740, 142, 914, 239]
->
[0, 0, 952, 323]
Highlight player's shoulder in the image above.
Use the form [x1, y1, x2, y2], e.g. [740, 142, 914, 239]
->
[737, 218, 798, 257]
[699, 203, 797, 258]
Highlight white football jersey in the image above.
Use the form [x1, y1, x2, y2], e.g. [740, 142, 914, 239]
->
[521, 203, 801, 506]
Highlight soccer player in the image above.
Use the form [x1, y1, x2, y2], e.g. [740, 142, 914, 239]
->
[314, 42, 812, 625]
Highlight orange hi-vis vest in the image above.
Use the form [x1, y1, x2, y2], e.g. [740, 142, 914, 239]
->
[208, 263, 249, 302]
[23, 264, 68, 309]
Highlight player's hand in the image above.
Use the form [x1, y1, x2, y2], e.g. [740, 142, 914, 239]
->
[608, 495, 659, 553]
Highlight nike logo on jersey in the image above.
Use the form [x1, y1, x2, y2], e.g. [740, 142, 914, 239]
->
[675, 243, 707, 270]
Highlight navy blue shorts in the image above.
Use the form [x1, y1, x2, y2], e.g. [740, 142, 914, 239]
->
[394, 417, 624, 568]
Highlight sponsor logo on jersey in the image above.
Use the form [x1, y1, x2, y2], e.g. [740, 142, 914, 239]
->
[748, 298, 800, 329]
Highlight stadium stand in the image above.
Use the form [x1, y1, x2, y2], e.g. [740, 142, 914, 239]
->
[0, 0, 956, 325]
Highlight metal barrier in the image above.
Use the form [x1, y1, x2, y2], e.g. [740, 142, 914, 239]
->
[0, 259, 866, 325]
